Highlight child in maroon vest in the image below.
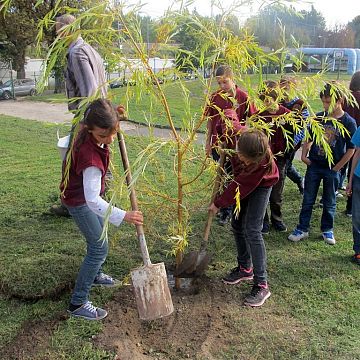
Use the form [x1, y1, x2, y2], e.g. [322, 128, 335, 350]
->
[205, 65, 256, 225]
[254, 80, 292, 234]
[61, 99, 143, 321]
[209, 128, 278, 307]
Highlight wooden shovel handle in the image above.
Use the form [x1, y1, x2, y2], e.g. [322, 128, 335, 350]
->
[117, 132, 151, 266]
[200, 146, 227, 250]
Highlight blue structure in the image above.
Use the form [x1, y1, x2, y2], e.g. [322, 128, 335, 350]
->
[355, 49, 360, 71]
[298, 48, 359, 74]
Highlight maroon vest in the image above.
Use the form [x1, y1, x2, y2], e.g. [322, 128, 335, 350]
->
[61, 131, 109, 206]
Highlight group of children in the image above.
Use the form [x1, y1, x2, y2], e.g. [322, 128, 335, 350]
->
[61, 66, 360, 320]
[206, 66, 360, 307]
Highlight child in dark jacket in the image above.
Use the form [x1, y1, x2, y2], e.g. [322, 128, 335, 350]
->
[209, 129, 279, 307]
[279, 76, 309, 195]
[288, 83, 356, 245]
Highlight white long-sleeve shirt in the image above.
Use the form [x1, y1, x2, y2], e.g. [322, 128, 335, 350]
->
[83, 166, 126, 226]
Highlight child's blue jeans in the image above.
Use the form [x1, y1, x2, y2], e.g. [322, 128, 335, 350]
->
[297, 164, 339, 233]
[352, 175, 360, 254]
[231, 186, 272, 284]
[66, 203, 108, 305]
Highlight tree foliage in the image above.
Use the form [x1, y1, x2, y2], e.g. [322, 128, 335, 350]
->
[244, 4, 326, 49]
[348, 15, 360, 48]
[0, 0, 88, 79]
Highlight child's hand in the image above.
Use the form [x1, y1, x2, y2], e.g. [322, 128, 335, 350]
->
[124, 211, 143, 225]
[346, 183, 352, 197]
[208, 203, 219, 214]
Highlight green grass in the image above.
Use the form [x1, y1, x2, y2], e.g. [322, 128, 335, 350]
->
[1, 114, 360, 359]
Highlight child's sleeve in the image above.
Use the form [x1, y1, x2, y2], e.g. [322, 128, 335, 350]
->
[83, 166, 126, 226]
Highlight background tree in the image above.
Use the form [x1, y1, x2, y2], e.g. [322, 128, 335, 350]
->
[244, 4, 326, 49]
[349, 15, 360, 48]
[326, 24, 355, 48]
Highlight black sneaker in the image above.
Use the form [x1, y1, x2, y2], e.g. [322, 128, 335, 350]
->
[272, 220, 287, 232]
[218, 212, 230, 226]
[49, 204, 70, 217]
[244, 283, 271, 307]
[261, 222, 270, 235]
[222, 266, 254, 285]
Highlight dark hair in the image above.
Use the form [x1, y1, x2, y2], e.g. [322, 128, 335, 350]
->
[215, 65, 233, 78]
[236, 128, 275, 173]
[319, 82, 343, 102]
[349, 71, 360, 92]
[75, 99, 119, 150]
[259, 80, 279, 101]
[84, 98, 119, 130]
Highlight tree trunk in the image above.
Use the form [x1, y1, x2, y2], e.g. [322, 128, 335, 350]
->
[14, 45, 26, 79]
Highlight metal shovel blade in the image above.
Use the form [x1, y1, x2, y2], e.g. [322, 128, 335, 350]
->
[173, 250, 211, 278]
[131, 262, 174, 321]
[173, 251, 198, 277]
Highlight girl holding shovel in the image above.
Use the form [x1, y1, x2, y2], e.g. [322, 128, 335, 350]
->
[60, 99, 143, 320]
[209, 129, 279, 307]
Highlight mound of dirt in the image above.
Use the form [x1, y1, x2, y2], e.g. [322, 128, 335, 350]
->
[94, 277, 243, 359]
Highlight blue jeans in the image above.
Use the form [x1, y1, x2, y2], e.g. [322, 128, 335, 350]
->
[297, 164, 339, 232]
[231, 186, 272, 284]
[352, 175, 360, 254]
[66, 203, 109, 305]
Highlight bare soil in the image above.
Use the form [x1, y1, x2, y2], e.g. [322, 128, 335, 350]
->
[0, 276, 306, 360]
[95, 276, 306, 360]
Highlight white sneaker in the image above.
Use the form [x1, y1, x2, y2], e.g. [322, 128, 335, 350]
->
[322, 231, 336, 245]
[336, 191, 344, 198]
[288, 228, 309, 242]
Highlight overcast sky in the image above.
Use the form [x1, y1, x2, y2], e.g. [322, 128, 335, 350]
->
[139, 0, 360, 28]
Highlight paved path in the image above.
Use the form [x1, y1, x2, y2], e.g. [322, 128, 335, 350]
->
[0, 98, 206, 143]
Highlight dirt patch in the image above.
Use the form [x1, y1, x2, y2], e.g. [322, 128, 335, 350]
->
[0, 313, 65, 360]
[94, 277, 306, 360]
[1, 277, 307, 360]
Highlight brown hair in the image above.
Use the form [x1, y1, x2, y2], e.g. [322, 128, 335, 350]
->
[56, 14, 76, 27]
[215, 65, 233, 78]
[75, 99, 119, 150]
[236, 128, 275, 173]
[259, 80, 279, 101]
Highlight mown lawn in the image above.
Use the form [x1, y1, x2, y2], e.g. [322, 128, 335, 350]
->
[1, 114, 360, 359]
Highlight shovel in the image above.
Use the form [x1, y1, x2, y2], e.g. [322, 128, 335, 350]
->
[174, 146, 226, 278]
[117, 132, 174, 321]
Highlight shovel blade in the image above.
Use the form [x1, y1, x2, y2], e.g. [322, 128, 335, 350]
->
[173, 251, 199, 277]
[193, 251, 211, 276]
[174, 250, 211, 278]
[131, 262, 174, 321]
